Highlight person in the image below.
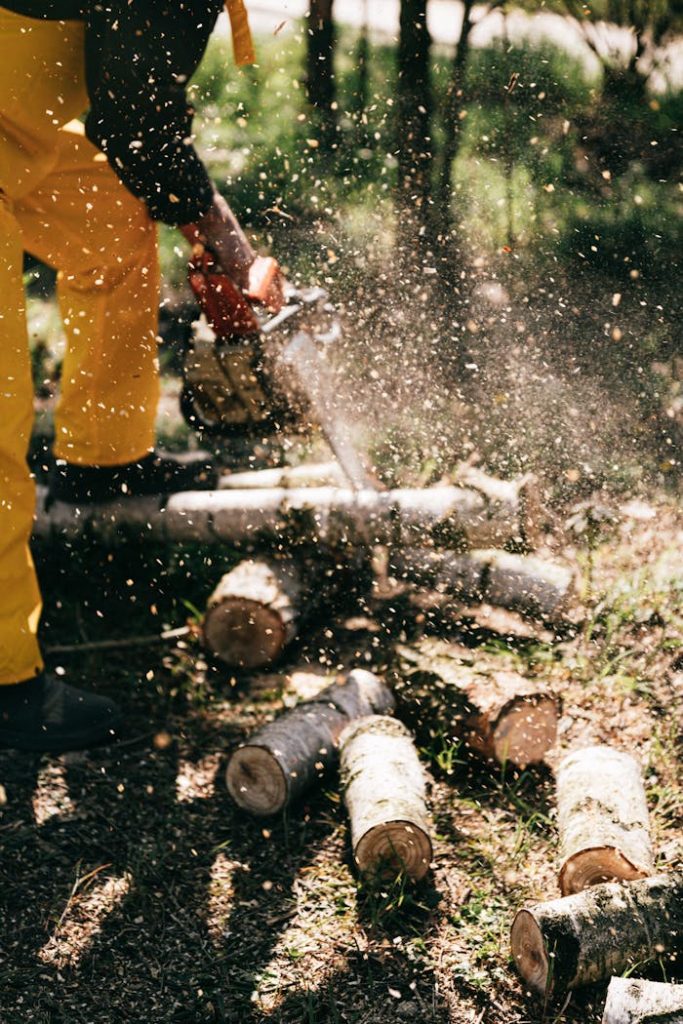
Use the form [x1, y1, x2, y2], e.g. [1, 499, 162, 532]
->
[0, 0, 279, 751]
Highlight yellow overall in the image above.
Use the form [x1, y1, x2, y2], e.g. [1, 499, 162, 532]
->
[0, 7, 160, 683]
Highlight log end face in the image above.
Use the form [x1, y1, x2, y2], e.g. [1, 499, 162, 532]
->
[510, 909, 550, 998]
[355, 819, 432, 882]
[226, 745, 288, 816]
[559, 847, 651, 896]
[493, 696, 559, 768]
[204, 599, 287, 669]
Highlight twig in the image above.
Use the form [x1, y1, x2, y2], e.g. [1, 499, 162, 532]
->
[44, 626, 191, 656]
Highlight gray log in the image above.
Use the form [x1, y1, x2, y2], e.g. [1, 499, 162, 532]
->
[557, 746, 654, 895]
[339, 715, 432, 881]
[510, 872, 683, 1000]
[602, 978, 683, 1024]
[225, 669, 395, 815]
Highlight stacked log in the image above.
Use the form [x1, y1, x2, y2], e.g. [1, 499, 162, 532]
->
[602, 978, 683, 1024]
[339, 715, 432, 881]
[394, 640, 560, 768]
[34, 474, 545, 551]
[225, 669, 394, 815]
[510, 872, 683, 1000]
[390, 548, 576, 623]
[556, 746, 654, 895]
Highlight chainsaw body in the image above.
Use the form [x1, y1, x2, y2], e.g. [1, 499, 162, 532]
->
[182, 249, 339, 449]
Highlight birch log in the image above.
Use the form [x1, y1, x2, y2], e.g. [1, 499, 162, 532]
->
[203, 558, 303, 668]
[557, 746, 654, 895]
[33, 477, 546, 551]
[602, 978, 683, 1024]
[394, 640, 560, 768]
[339, 715, 432, 881]
[226, 669, 394, 815]
[510, 872, 683, 1000]
[390, 548, 576, 623]
[218, 462, 345, 490]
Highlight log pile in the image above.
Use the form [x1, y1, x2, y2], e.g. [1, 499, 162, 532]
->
[225, 669, 394, 815]
[602, 978, 683, 1024]
[510, 872, 683, 1000]
[340, 715, 432, 881]
[393, 639, 560, 768]
[556, 745, 654, 894]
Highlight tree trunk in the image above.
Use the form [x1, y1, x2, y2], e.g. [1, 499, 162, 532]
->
[203, 558, 303, 669]
[435, 0, 475, 239]
[225, 669, 394, 815]
[390, 547, 576, 623]
[35, 475, 545, 552]
[394, 640, 560, 768]
[556, 745, 654, 896]
[396, 0, 433, 253]
[340, 714, 432, 880]
[307, 0, 337, 145]
[510, 872, 683, 1000]
[602, 977, 683, 1024]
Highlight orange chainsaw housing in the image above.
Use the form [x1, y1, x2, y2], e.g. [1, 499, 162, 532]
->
[188, 247, 283, 337]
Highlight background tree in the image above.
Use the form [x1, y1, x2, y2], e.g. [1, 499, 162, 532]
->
[306, 0, 337, 145]
[396, 0, 433, 254]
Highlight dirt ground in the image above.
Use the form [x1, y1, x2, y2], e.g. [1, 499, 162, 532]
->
[0, 494, 680, 1024]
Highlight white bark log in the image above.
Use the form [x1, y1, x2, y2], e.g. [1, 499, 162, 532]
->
[395, 640, 560, 768]
[557, 746, 654, 895]
[510, 872, 683, 1000]
[226, 669, 394, 816]
[602, 978, 683, 1024]
[34, 477, 543, 551]
[218, 462, 345, 489]
[203, 558, 302, 668]
[339, 715, 432, 881]
[390, 547, 576, 622]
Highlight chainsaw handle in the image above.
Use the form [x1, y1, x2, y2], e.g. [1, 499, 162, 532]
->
[188, 246, 284, 337]
[246, 256, 284, 313]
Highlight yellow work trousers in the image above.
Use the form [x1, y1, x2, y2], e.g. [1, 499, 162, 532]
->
[0, 8, 161, 683]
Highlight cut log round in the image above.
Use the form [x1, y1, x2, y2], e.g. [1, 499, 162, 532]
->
[390, 548, 576, 623]
[226, 669, 394, 816]
[602, 977, 683, 1024]
[339, 715, 432, 881]
[510, 872, 683, 1000]
[556, 745, 654, 895]
[394, 640, 560, 768]
[203, 559, 302, 669]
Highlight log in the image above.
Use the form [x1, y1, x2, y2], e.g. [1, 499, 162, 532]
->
[390, 547, 576, 623]
[394, 640, 560, 768]
[557, 745, 654, 895]
[218, 462, 345, 490]
[339, 714, 432, 881]
[602, 978, 683, 1024]
[225, 669, 394, 815]
[203, 558, 303, 669]
[510, 872, 683, 1000]
[33, 476, 545, 551]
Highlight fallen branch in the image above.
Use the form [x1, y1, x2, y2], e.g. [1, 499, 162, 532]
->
[339, 714, 432, 881]
[394, 639, 560, 768]
[44, 626, 191, 656]
[602, 977, 683, 1024]
[226, 669, 394, 815]
[557, 745, 654, 895]
[510, 872, 683, 1000]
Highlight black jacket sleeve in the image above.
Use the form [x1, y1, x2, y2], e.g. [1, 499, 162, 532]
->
[83, 0, 222, 225]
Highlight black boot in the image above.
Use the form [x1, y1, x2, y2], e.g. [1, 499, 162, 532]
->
[0, 674, 122, 753]
[49, 451, 218, 505]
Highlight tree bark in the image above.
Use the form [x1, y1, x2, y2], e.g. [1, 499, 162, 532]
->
[556, 745, 654, 896]
[35, 476, 544, 552]
[307, 0, 337, 145]
[602, 977, 683, 1024]
[218, 462, 345, 490]
[390, 547, 576, 623]
[225, 669, 394, 815]
[394, 639, 560, 768]
[510, 872, 683, 1000]
[435, 0, 475, 237]
[340, 714, 432, 881]
[203, 558, 303, 669]
[396, 0, 433, 252]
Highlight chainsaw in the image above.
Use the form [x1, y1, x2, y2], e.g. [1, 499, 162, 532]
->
[182, 246, 373, 489]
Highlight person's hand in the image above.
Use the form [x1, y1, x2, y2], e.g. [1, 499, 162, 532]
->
[181, 191, 255, 292]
